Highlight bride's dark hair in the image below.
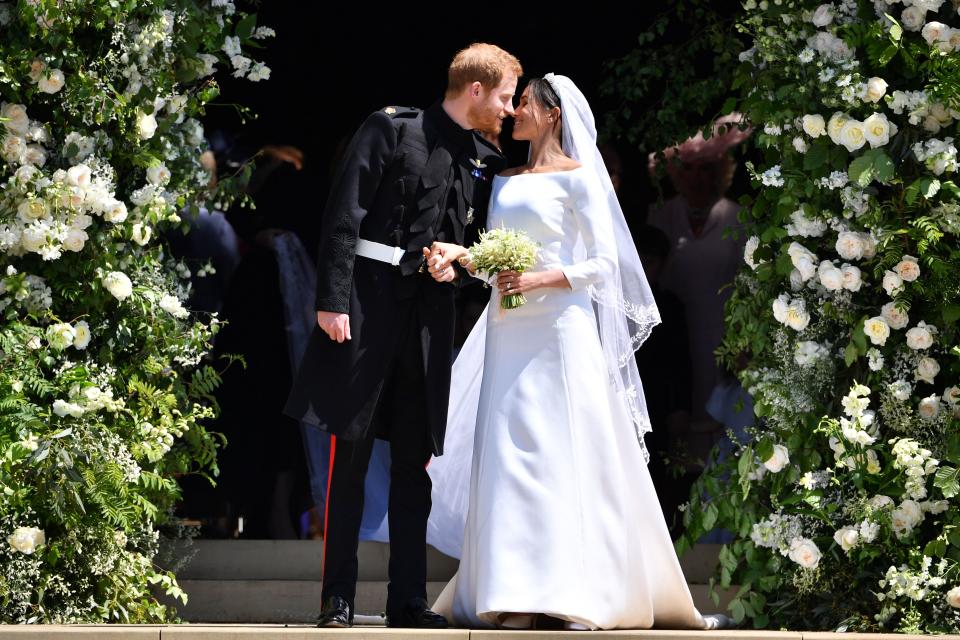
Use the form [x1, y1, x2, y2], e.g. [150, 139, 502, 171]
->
[528, 77, 562, 140]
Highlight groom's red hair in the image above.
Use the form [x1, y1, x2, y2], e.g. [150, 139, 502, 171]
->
[446, 43, 523, 98]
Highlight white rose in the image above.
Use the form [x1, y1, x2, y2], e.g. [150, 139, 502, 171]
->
[788, 538, 822, 569]
[947, 586, 960, 609]
[131, 223, 152, 246]
[62, 228, 87, 252]
[905, 323, 935, 350]
[881, 301, 909, 330]
[864, 316, 891, 346]
[922, 21, 949, 44]
[835, 231, 864, 260]
[1, 102, 30, 135]
[944, 386, 960, 407]
[23, 144, 46, 167]
[859, 232, 877, 259]
[840, 264, 862, 291]
[870, 495, 894, 510]
[828, 112, 850, 145]
[839, 120, 867, 152]
[893, 255, 920, 282]
[7, 527, 45, 555]
[882, 270, 904, 297]
[919, 394, 941, 420]
[137, 111, 158, 140]
[785, 299, 811, 331]
[864, 77, 888, 103]
[901, 6, 927, 32]
[146, 164, 171, 186]
[66, 164, 91, 188]
[28, 58, 46, 83]
[916, 357, 940, 384]
[763, 444, 790, 473]
[899, 499, 924, 525]
[103, 200, 128, 224]
[818, 261, 844, 291]
[863, 112, 895, 148]
[833, 527, 860, 552]
[891, 509, 915, 537]
[37, 68, 65, 94]
[802, 114, 826, 138]
[17, 198, 48, 221]
[2, 134, 26, 164]
[772, 293, 790, 323]
[812, 4, 834, 26]
[102, 271, 133, 301]
[45, 322, 75, 351]
[73, 320, 90, 349]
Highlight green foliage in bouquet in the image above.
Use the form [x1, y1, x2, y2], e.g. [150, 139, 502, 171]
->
[468, 227, 540, 310]
[0, 0, 271, 623]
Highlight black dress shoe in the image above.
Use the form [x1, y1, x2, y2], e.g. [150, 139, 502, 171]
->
[386, 597, 448, 628]
[316, 595, 351, 628]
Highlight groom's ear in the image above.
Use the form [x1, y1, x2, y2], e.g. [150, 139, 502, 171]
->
[470, 81, 483, 98]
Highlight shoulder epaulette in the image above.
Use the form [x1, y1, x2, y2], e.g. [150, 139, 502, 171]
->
[381, 105, 421, 119]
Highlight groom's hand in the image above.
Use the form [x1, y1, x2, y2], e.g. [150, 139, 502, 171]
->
[423, 247, 458, 283]
[317, 310, 351, 343]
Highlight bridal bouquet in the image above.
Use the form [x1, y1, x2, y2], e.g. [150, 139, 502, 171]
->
[468, 227, 539, 310]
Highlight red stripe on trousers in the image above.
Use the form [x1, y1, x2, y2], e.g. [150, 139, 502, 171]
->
[321, 435, 336, 581]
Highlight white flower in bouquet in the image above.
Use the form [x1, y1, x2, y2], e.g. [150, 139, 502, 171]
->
[146, 163, 171, 186]
[45, 322, 75, 351]
[7, 526, 45, 555]
[890, 379, 913, 401]
[864, 77, 888, 103]
[792, 136, 809, 153]
[840, 264, 862, 291]
[918, 394, 941, 420]
[794, 340, 827, 366]
[2, 134, 26, 164]
[763, 444, 790, 472]
[842, 383, 871, 416]
[102, 271, 133, 300]
[905, 321, 936, 349]
[73, 320, 90, 349]
[867, 348, 884, 371]
[802, 114, 826, 137]
[66, 164, 92, 188]
[880, 301, 909, 330]
[922, 500, 949, 515]
[23, 144, 46, 167]
[901, 5, 927, 31]
[866, 448, 882, 474]
[892, 499, 924, 538]
[137, 110, 158, 140]
[103, 199, 128, 224]
[62, 228, 87, 252]
[197, 53, 218, 77]
[835, 231, 864, 260]
[947, 586, 960, 608]
[834, 526, 860, 552]
[893, 255, 920, 282]
[744, 235, 762, 269]
[788, 537, 822, 569]
[18, 197, 48, 221]
[38, 68, 65, 94]
[882, 270, 904, 297]
[828, 112, 850, 145]
[811, 4, 834, 26]
[1, 102, 30, 135]
[863, 113, 896, 147]
[786, 208, 828, 237]
[818, 260, 844, 291]
[841, 417, 876, 446]
[159, 294, 189, 319]
[922, 21, 950, 45]
[788, 241, 818, 279]
[915, 357, 940, 384]
[222, 35, 241, 57]
[760, 164, 784, 187]
[864, 316, 891, 346]
[859, 520, 880, 542]
[838, 119, 867, 152]
[52, 399, 84, 418]
[247, 62, 271, 82]
[772, 293, 791, 323]
[870, 495, 894, 510]
[784, 299, 810, 331]
[131, 223, 152, 246]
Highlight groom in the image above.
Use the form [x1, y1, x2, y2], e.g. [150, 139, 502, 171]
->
[284, 43, 521, 628]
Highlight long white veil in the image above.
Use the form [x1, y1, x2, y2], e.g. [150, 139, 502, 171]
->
[426, 74, 662, 559]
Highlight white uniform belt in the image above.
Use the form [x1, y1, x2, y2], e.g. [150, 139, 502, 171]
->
[355, 239, 405, 266]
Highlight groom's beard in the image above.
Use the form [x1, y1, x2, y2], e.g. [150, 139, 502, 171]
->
[468, 102, 503, 136]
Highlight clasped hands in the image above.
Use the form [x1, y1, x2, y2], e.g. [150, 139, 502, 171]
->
[424, 242, 564, 295]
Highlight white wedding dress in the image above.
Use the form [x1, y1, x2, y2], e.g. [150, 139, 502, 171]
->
[426, 166, 708, 630]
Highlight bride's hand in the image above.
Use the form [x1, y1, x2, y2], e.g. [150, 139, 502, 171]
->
[497, 269, 572, 294]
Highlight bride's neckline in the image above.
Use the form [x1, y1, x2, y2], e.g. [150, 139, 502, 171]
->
[494, 165, 585, 179]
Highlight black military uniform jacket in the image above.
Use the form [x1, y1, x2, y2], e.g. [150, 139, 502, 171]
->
[284, 102, 504, 455]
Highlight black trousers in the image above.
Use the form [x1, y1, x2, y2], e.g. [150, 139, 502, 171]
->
[320, 305, 433, 616]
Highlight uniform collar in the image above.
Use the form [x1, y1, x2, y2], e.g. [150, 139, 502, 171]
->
[424, 101, 476, 151]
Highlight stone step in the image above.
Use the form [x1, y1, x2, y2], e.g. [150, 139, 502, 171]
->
[169, 580, 737, 624]
[162, 540, 721, 584]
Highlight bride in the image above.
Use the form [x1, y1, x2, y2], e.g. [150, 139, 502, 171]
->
[422, 73, 729, 631]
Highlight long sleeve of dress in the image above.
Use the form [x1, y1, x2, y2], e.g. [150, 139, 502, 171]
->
[314, 111, 397, 313]
[559, 169, 618, 291]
